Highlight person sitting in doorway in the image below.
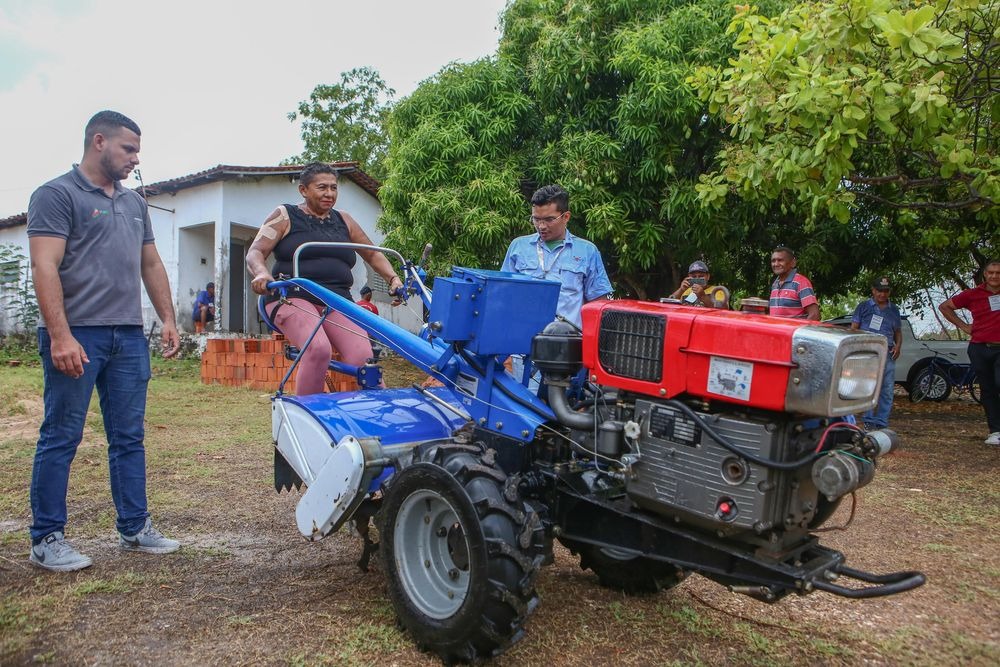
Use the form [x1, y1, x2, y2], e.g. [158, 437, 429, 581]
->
[191, 282, 215, 333]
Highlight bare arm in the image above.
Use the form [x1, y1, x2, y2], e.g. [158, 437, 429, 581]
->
[804, 303, 821, 321]
[247, 207, 291, 295]
[29, 236, 88, 377]
[669, 277, 691, 299]
[938, 298, 972, 336]
[343, 211, 403, 294]
[892, 326, 902, 360]
[141, 243, 180, 358]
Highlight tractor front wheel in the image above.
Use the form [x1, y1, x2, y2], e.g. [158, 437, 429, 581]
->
[379, 443, 544, 662]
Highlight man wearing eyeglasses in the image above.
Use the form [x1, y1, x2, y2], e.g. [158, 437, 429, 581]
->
[501, 185, 612, 329]
[768, 246, 820, 320]
[851, 276, 902, 430]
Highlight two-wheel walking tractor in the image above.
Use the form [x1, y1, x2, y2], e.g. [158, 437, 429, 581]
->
[264, 243, 924, 662]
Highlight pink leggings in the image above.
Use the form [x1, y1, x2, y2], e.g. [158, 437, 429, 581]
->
[267, 298, 374, 395]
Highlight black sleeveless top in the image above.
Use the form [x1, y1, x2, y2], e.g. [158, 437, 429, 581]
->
[267, 205, 357, 305]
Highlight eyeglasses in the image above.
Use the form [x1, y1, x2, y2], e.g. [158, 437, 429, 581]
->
[530, 212, 567, 225]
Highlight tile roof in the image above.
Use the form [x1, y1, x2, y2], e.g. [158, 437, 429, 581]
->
[139, 162, 381, 198]
[0, 212, 25, 229]
[0, 162, 381, 229]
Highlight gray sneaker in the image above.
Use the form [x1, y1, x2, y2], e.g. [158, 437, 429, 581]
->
[29, 532, 93, 572]
[119, 518, 180, 554]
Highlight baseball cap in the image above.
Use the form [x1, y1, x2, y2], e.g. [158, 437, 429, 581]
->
[871, 277, 891, 290]
[360, 284, 373, 296]
[688, 260, 709, 273]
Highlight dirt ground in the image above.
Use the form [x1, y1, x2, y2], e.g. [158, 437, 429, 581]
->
[0, 357, 997, 666]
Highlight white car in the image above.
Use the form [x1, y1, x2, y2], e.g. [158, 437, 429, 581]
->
[824, 315, 969, 399]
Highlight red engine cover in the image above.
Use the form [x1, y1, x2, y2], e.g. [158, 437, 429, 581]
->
[581, 300, 809, 412]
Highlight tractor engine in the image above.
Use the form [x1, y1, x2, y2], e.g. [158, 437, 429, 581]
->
[533, 300, 894, 543]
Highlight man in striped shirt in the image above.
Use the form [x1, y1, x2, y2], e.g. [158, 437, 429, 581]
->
[768, 246, 820, 320]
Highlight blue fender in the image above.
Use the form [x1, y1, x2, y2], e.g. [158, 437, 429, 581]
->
[274, 386, 469, 491]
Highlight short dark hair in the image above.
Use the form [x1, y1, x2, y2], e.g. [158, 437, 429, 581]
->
[985, 259, 1000, 270]
[772, 245, 796, 259]
[531, 185, 569, 212]
[84, 111, 140, 151]
[299, 162, 338, 187]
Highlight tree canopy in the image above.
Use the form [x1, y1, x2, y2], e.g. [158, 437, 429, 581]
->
[363, 0, 997, 305]
[690, 0, 999, 280]
[381, 0, 805, 299]
[288, 67, 395, 180]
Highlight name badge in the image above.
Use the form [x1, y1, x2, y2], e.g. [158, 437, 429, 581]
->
[868, 314, 884, 331]
[990, 294, 1000, 312]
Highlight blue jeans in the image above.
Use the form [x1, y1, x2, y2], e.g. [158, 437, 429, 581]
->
[30, 326, 151, 543]
[864, 355, 896, 429]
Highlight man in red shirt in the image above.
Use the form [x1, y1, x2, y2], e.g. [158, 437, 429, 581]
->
[768, 247, 820, 320]
[355, 285, 379, 316]
[939, 260, 1000, 446]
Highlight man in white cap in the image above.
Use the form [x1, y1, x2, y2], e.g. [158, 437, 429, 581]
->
[851, 276, 902, 430]
[667, 260, 730, 309]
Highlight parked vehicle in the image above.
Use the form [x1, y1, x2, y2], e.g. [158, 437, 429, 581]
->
[909, 347, 981, 403]
[263, 243, 924, 662]
[824, 314, 968, 396]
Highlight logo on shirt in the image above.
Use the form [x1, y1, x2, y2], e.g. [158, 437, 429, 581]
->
[91, 208, 108, 219]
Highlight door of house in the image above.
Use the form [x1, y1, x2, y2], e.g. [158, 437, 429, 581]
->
[229, 240, 246, 332]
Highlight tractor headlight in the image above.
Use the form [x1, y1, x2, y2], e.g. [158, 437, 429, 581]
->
[786, 327, 887, 416]
[838, 352, 881, 400]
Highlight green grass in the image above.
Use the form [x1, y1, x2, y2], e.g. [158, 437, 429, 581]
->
[608, 600, 647, 624]
[0, 596, 29, 633]
[0, 334, 39, 365]
[71, 571, 154, 596]
[335, 621, 407, 662]
[661, 604, 721, 639]
[227, 615, 255, 627]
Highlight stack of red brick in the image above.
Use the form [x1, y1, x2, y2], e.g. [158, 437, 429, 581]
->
[199, 334, 357, 393]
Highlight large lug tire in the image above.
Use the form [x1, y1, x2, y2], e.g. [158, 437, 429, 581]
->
[379, 443, 544, 663]
[909, 368, 951, 403]
[559, 538, 685, 595]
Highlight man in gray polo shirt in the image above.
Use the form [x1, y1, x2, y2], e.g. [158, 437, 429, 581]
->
[27, 110, 181, 571]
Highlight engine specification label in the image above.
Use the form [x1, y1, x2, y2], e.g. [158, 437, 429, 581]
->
[707, 356, 753, 401]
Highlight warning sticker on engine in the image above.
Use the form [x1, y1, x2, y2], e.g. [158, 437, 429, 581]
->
[707, 356, 753, 401]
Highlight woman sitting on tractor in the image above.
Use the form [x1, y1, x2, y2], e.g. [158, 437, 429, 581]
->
[246, 162, 402, 394]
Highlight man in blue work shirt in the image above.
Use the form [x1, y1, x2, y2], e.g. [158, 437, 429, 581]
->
[501, 185, 612, 329]
[191, 282, 215, 333]
[501, 185, 612, 389]
[851, 276, 902, 430]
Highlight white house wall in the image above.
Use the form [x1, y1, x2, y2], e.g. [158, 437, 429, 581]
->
[0, 225, 29, 332]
